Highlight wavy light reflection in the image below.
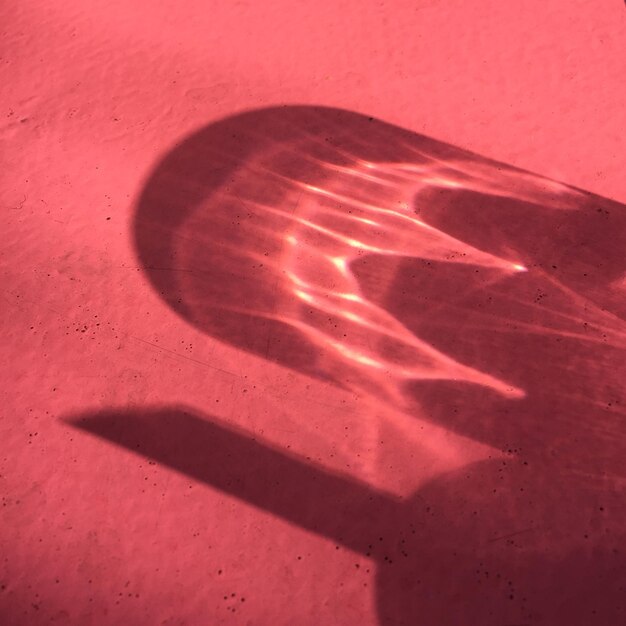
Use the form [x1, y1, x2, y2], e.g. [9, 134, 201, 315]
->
[136, 108, 625, 494]
[171, 151, 593, 449]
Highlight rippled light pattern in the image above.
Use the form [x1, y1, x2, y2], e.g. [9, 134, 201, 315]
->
[135, 108, 625, 482]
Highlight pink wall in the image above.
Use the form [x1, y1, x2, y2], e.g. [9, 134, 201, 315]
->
[2, 1, 625, 624]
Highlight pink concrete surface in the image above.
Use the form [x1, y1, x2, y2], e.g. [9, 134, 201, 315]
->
[1, 1, 625, 625]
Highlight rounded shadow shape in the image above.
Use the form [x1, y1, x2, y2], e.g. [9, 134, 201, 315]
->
[134, 106, 626, 463]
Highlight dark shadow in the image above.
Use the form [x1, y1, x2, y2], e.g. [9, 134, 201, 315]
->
[69, 406, 394, 556]
[134, 106, 626, 477]
[68, 406, 626, 625]
[388, 186, 626, 471]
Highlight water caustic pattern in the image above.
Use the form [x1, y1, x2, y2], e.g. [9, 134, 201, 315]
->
[134, 107, 626, 457]
[137, 108, 602, 415]
[194, 163, 530, 404]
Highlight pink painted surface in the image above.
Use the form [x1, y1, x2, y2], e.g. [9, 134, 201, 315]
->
[1, 1, 625, 625]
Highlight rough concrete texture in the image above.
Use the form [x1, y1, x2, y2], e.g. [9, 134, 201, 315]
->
[1, 1, 625, 625]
